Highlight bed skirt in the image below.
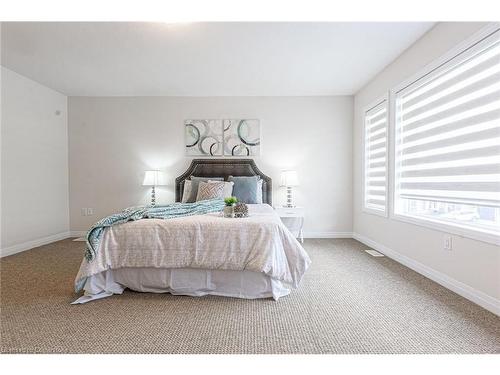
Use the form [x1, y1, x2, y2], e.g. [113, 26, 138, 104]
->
[72, 267, 291, 304]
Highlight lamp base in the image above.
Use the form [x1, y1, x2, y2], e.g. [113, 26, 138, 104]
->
[285, 186, 295, 208]
[151, 186, 156, 206]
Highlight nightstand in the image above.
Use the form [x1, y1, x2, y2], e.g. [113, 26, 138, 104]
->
[274, 206, 305, 243]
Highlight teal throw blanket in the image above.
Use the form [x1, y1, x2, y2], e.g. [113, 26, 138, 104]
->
[84, 199, 225, 262]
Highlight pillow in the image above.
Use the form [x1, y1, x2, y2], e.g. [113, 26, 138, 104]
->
[196, 181, 225, 201]
[256, 179, 263, 204]
[187, 176, 223, 203]
[181, 180, 192, 203]
[228, 175, 259, 204]
[209, 180, 234, 199]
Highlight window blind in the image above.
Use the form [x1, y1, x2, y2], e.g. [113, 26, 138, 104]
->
[364, 99, 388, 214]
[394, 29, 500, 209]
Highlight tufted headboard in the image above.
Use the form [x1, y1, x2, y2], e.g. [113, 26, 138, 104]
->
[175, 159, 272, 206]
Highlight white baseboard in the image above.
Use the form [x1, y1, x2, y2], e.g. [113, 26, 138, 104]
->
[0, 231, 71, 258]
[352, 232, 500, 316]
[69, 231, 87, 237]
[303, 231, 353, 238]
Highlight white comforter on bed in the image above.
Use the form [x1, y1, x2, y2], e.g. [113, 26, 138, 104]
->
[75, 204, 311, 290]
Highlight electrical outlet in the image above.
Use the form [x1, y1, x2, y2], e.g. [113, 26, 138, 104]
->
[81, 208, 87, 216]
[444, 235, 452, 251]
[87, 208, 94, 216]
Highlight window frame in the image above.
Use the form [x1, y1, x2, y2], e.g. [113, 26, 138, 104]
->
[362, 94, 390, 218]
[388, 22, 500, 246]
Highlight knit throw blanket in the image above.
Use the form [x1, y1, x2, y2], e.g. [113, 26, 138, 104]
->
[84, 199, 225, 261]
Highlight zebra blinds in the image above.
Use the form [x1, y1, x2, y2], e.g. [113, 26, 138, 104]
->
[394, 28, 500, 209]
[364, 99, 388, 214]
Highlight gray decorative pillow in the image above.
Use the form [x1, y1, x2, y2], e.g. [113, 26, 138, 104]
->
[181, 180, 192, 203]
[196, 181, 225, 201]
[228, 175, 259, 204]
[187, 176, 223, 202]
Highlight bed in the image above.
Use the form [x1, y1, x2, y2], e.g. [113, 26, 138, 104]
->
[73, 159, 311, 304]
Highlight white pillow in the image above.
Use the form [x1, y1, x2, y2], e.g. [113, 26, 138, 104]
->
[256, 179, 263, 204]
[208, 180, 234, 199]
[181, 180, 192, 203]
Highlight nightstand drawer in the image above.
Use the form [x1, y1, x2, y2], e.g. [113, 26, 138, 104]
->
[274, 207, 305, 217]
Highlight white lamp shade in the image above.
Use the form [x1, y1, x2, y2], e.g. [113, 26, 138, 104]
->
[142, 170, 167, 186]
[280, 170, 299, 187]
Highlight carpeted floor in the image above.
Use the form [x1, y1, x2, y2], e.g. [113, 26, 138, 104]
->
[1, 238, 499, 354]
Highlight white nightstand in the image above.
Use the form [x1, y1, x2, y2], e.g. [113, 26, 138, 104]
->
[274, 206, 305, 243]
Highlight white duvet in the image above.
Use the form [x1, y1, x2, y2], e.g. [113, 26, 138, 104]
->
[75, 204, 311, 290]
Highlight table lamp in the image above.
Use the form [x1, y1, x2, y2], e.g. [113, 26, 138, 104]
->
[143, 170, 166, 206]
[280, 170, 299, 208]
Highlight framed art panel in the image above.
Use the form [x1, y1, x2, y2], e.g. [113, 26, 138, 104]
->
[223, 119, 260, 156]
[185, 119, 223, 156]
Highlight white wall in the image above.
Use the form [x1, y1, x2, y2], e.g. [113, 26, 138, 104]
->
[353, 23, 500, 311]
[68, 96, 353, 235]
[1, 67, 69, 254]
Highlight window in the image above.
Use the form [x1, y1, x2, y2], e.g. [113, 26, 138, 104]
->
[393, 28, 500, 242]
[364, 98, 388, 216]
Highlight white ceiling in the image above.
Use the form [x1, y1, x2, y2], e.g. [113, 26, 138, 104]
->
[1, 22, 435, 96]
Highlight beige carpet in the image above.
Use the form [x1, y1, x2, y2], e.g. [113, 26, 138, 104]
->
[1, 238, 499, 354]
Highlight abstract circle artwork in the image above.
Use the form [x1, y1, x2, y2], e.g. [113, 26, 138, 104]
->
[223, 119, 260, 156]
[185, 118, 260, 156]
[185, 119, 223, 156]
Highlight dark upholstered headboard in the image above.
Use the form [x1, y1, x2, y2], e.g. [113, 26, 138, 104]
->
[175, 159, 272, 205]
